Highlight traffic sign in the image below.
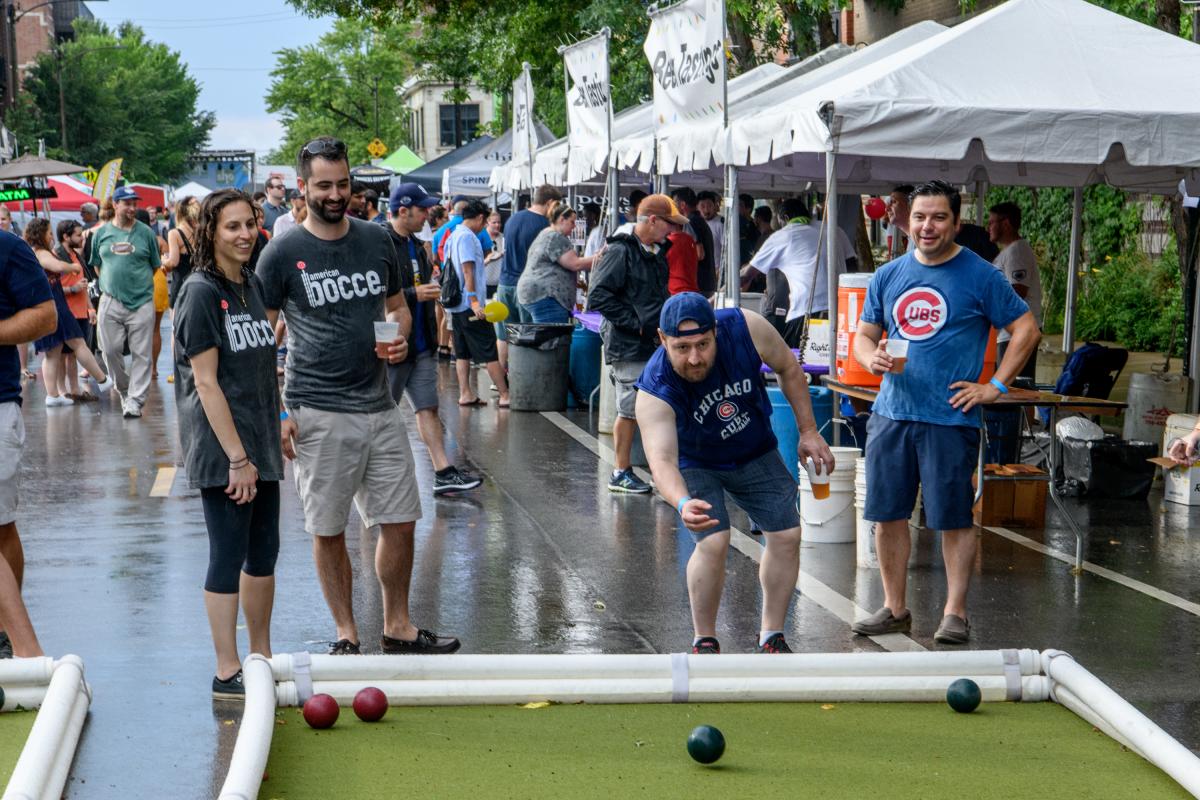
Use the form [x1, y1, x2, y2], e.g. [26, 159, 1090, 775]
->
[367, 138, 388, 158]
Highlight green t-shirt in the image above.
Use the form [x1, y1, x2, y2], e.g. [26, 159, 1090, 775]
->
[88, 221, 161, 309]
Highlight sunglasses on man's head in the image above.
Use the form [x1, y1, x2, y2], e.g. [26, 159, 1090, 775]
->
[302, 139, 347, 158]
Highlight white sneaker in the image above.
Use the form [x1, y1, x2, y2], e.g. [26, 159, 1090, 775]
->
[45, 394, 74, 407]
[122, 402, 142, 419]
[95, 376, 114, 393]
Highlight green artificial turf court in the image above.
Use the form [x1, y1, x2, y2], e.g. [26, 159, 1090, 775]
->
[259, 701, 1187, 799]
[0, 711, 35, 788]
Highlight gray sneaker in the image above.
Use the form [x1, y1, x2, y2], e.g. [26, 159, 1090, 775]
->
[608, 468, 651, 494]
[851, 607, 912, 636]
[934, 614, 970, 644]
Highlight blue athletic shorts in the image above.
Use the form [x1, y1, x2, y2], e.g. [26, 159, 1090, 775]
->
[863, 415, 979, 532]
[680, 449, 800, 540]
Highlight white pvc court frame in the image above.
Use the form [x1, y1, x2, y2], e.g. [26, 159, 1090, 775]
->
[0, 655, 92, 800]
[218, 649, 1200, 800]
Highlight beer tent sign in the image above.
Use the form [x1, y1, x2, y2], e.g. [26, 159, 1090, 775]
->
[563, 32, 612, 186]
[643, 0, 727, 133]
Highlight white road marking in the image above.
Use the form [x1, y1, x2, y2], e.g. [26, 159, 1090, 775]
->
[149, 467, 177, 498]
[539, 411, 927, 653]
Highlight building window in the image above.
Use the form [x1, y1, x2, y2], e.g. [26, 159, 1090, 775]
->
[439, 104, 480, 148]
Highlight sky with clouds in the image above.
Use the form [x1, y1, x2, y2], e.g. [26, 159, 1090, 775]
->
[85, 0, 334, 153]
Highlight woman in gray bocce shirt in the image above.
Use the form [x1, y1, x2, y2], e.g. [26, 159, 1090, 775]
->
[173, 189, 284, 700]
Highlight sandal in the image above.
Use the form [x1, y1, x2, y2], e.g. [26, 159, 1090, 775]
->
[75, 391, 98, 403]
[458, 397, 486, 407]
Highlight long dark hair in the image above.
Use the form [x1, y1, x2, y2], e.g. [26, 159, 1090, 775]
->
[193, 189, 255, 283]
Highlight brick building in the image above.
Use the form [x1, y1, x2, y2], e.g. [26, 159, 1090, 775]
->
[2, 0, 93, 100]
[842, 0, 1002, 44]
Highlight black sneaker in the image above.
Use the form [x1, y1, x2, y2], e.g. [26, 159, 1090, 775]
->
[212, 670, 244, 700]
[434, 467, 482, 495]
[329, 638, 362, 655]
[381, 628, 461, 655]
[0, 631, 12, 659]
[691, 636, 721, 655]
[756, 633, 792, 654]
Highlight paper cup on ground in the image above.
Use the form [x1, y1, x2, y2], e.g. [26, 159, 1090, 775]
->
[885, 338, 909, 374]
[805, 458, 831, 500]
[374, 321, 399, 358]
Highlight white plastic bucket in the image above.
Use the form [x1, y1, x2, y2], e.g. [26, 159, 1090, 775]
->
[798, 447, 860, 543]
[854, 457, 917, 567]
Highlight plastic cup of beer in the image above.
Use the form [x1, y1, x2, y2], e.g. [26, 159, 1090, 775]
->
[374, 321, 399, 359]
[805, 458, 831, 500]
[885, 338, 909, 374]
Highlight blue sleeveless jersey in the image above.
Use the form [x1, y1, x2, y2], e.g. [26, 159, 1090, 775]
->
[636, 308, 777, 471]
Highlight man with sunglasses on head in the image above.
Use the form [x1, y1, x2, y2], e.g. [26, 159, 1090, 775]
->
[257, 136, 460, 657]
[261, 175, 288, 232]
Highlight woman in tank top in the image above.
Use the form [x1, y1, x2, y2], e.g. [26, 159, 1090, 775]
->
[163, 196, 199, 383]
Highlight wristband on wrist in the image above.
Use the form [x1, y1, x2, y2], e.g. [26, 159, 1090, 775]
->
[280, 410, 289, 421]
[989, 377, 1008, 394]
[464, 292, 477, 298]
[676, 495, 692, 515]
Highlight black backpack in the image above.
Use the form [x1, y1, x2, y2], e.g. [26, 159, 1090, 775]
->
[439, 255, 462, 308]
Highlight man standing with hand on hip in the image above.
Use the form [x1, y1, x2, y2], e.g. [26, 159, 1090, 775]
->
[851, 181, 1038, 645]
[257, 137, 460, 656]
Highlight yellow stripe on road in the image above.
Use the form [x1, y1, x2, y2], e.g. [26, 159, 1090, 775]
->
[149, 467, 177, 497]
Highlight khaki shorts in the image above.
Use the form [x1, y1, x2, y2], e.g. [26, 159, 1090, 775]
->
[291, 405, 422, 536]
[0, 403, 22, 526]
[611, 360, 647, 420]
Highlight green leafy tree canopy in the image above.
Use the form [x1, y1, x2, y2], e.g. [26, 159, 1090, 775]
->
[264, 17, 414, 164]
[8, 19, 214, 184]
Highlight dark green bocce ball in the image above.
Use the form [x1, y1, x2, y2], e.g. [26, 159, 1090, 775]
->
[687, 725, 726, 764]
[946, 678, 982, 713]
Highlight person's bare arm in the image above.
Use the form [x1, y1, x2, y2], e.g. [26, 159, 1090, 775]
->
[745, 309, 835, 474]
[190, 347, 258, 504]
[162, 229, 181, 271]
[35, 249, 79, 275]
[558, 248, 602, 272]
[636, 392, 719, 533]
[462, 259, 485, 320]
[0, 300, 55, 345]
[265, 307, 297, 460]
[949, 311, 1040, 412]
[385, 291, 412, 360]
[852, 320, 892, 375]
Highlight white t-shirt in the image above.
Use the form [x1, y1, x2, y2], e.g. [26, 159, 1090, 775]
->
[272, 211, 297, 238]
[993, 237, 1040, 342]
[749, 221, 851, 321]
[584, 224, 606, 257]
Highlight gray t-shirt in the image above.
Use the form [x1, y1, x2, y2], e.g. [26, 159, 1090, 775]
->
[516, 227, 575, 309]
[173, 271, 283, 489]
[255, 217, 402, 414]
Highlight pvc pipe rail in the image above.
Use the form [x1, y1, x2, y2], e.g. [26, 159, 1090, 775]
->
[3, 655, 91, 800]
[217, 654, 276, 800]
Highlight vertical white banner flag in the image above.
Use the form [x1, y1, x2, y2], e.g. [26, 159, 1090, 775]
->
[511, 64, 536, 171]
[563, 32, 611, 184]
[643, 0, 726, 132]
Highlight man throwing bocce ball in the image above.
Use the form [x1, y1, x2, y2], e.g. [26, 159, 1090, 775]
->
[636, 292, 834, 654]
[850, 180, 1039, 645]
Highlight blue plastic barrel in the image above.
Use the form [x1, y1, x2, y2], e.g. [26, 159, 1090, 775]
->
[768, 386, 834, 481]
[567, 323, 602, 409]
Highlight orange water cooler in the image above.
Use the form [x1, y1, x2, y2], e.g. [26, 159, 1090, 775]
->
[836, 274, 881, 387]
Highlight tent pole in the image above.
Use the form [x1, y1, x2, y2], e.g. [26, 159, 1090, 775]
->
[1062, 187, 1083, 355]
[825, 149, 838, 375]
[606, 167, 620, 235]
[974, 181, 985, 225]
[725, 165, 740, 308]
[1191, 249, 1200, 412]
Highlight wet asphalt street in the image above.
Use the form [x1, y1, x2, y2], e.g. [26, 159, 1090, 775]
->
[9, 333, 1200, 797]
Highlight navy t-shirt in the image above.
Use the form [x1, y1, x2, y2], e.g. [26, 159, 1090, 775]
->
[500, 209, 549, 286]
[0, 232, 52, 406]
[636, 309, 777, 470]
[861, 247, 1028, 428]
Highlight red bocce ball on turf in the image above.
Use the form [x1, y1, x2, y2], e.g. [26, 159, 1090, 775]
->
[353, 687, 389, 722]
[302, 693, 340, 729]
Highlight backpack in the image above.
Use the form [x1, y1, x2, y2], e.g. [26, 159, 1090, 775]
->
[439, 255, 463, 309]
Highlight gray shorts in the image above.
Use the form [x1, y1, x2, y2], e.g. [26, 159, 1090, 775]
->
[291, 405, 422, 536]
[611, 360, 647, 420]
[388, 351, 439, 412]
[0, 403, 22, 525]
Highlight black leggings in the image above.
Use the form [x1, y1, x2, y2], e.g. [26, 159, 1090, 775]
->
[201, 480, 281, 594]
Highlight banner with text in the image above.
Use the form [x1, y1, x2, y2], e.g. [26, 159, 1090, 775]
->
[511, 65, 537, 171]
[643, 0, 726, 133]
[563, 33, 611, 185]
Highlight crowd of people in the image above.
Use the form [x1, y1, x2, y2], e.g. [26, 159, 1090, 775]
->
[0, 131, 1053, 694]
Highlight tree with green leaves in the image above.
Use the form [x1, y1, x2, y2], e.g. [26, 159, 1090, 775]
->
[7, 19, 213, 184]
[264, 17, 415, 164]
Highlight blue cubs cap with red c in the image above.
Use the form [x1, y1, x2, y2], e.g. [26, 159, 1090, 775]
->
[659, 292, 716, 337]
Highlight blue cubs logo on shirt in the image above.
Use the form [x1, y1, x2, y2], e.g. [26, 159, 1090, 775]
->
[892, 287, 948, 341]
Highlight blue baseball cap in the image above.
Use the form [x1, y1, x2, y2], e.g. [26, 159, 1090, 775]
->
[112, 186, 140, 202]
[389, 182, 438, 213]
[659, 292, 716, 337]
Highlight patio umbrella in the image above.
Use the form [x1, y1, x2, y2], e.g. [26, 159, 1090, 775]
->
[0, 154, 87, 180]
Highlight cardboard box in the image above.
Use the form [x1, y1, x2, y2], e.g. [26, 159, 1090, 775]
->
[1148, 456, 1200, 506]
[973, 464, 1049, 527]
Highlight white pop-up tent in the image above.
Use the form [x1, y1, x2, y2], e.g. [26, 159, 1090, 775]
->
[449, 121, 555, 198]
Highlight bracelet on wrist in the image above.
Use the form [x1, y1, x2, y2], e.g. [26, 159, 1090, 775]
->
[988, 377, 1008, 394]
[676, 495, 692, 516]
[280, 410, 289, 421]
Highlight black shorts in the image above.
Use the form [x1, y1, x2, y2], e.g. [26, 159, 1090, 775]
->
[451, 310, 498, 363]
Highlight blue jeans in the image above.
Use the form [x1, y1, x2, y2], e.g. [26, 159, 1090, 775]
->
[494, 284, 531, 341]
[525, 297, 571, 323]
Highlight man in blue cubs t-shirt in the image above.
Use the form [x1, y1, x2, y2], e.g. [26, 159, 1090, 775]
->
[636, 293, 834, 655]
[851, 181, 1038, 645]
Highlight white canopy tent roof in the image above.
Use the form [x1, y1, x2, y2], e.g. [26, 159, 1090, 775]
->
[715, 0, 1200, 195]
[445, 121, 554, 198]
[171, 181, 213, 200]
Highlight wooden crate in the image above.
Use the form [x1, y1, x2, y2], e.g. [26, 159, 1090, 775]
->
[973, 464, 1048, 528]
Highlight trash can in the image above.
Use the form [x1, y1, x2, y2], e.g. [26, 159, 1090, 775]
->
[567, 323, 602, 409]
[506, 323, 575, 412]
